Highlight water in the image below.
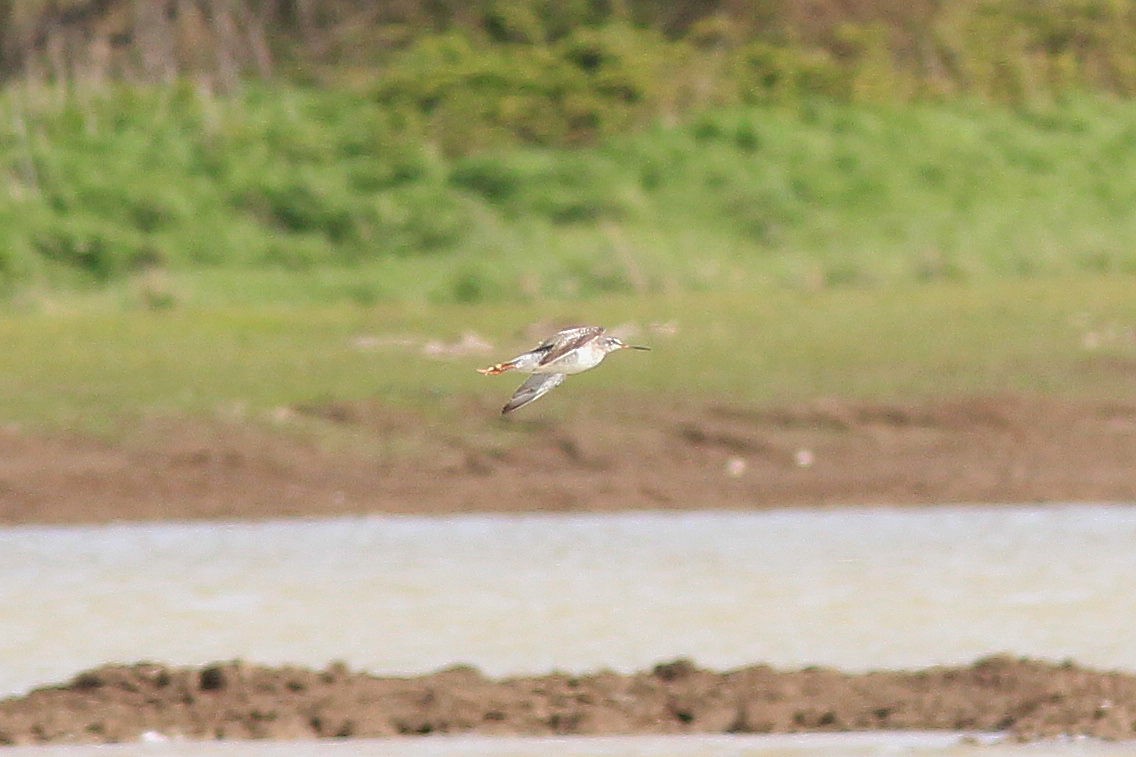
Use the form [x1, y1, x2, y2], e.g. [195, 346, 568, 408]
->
[6, 733, 1136, 757]
[4, 505, 1136, 696]
[3, 505, 1136, 756]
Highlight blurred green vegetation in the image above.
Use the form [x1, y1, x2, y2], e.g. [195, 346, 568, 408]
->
[7, 0, 1136, 107]
[3, 277, 1134, 435]
[3, 82, 1136, 306]
[2, 1, 1136, 306]
[0, 3, 1131, 444]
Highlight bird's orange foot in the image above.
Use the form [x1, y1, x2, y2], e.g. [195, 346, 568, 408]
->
[477, 363, 511, 375]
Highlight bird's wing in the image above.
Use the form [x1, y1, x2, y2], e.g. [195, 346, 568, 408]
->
[537, 326, 604, 366]
[502, 373, 567, 415]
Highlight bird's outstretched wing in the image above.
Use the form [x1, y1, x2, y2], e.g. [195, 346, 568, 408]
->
[502, 373, 567, 415]
[537, 326, 604, 367]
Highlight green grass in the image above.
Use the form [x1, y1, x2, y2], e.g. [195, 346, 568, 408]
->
[3, 85, 1136, 308]
[3, 276, 1133, 436]
[3, 85, 1135, 436]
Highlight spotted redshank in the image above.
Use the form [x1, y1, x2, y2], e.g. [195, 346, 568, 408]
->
[477, 325, 650, 415]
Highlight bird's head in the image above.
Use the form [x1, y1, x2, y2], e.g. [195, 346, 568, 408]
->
[602, 335, 651, 353]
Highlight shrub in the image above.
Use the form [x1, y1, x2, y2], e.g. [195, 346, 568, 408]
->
[451, 150, 627, 223]
[372, 24, 681, 154]
[30, 212, 161, 281]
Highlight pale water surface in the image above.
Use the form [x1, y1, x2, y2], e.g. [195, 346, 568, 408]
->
[6, 732, 1136, 757]
[3, 505, 1136, 756]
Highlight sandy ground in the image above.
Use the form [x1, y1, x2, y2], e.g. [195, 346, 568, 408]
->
[2, 394, 1135, 745]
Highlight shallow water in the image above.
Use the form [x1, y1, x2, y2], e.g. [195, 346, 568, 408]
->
[5, 732, 1136, 757]
[3, 504, 1136, 700]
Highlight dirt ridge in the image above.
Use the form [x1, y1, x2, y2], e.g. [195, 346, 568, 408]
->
[2, 656, 1135, 746]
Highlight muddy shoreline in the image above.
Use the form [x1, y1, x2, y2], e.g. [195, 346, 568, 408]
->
[3, 657, 1136, 746]
[3, 395, 1134, 525]
[2, 394, 1135, 745]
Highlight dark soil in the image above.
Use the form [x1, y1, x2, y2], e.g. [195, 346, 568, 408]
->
[3, 657, 1136, 746]
[2, 395, 1134, 525]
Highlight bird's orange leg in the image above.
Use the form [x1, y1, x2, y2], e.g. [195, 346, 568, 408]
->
[477, 361, 516, 375]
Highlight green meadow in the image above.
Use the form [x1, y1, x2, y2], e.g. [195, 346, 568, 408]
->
[3, 83, 1136, 433]
[4, 86, 1136, 306]
[3, 277, 1134, 436]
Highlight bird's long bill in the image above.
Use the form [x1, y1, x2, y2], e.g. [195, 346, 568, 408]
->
[626, 345, 651, 350]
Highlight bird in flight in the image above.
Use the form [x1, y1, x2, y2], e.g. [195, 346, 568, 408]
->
[477, 325, 650, 415]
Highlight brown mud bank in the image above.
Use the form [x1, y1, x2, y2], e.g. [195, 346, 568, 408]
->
[2, 395, 1135, 525]
[2, 657, 1136, 746]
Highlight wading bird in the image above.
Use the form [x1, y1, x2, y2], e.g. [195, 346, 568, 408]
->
[477, 325, 650, 415]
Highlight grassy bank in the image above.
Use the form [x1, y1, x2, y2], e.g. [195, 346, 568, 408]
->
[3, 86, 1136, 308]
[3, 277, 1133, 435]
